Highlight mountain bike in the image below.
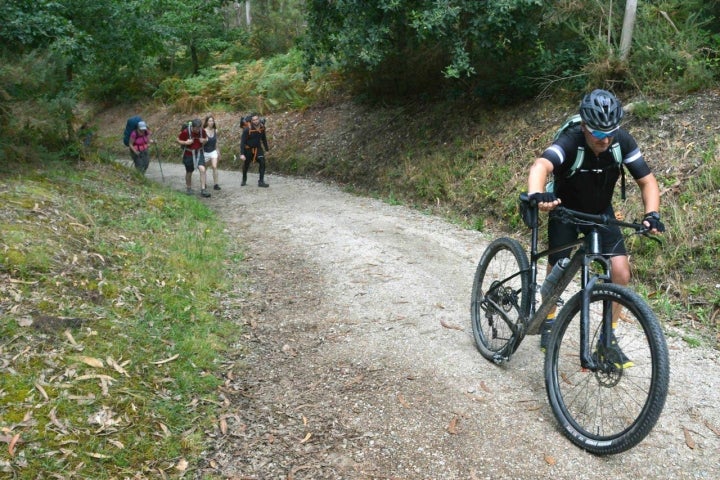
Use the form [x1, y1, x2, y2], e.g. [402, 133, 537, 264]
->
[470, 193, 669, 454]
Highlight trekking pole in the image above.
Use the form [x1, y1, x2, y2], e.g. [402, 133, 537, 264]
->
[153, 141, 165, 182]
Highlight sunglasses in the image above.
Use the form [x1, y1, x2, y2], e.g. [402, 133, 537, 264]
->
[586, 126, 618, 140]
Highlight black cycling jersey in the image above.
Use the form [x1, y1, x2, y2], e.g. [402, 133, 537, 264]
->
[541, 126, 652, 214]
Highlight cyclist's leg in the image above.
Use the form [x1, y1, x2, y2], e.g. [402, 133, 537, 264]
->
[541, 215, 579, 350]
[600, 219, 633, 366]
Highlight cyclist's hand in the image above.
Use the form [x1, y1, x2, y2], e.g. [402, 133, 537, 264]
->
[529, 192, 561, 211]
[643, 212, 665, 234]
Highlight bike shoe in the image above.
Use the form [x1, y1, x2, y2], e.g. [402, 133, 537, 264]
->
[596, 332, 633, 369]
[539, 319, 554, 352]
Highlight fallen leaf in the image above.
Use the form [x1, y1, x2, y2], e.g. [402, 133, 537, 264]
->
[683, 427, 696, 449]
[34, 382, 49, 401]
[447, 416, 459, 434]
[17, 317, 33, 327]
[85, 452, 110, 459]
[175, 458, 189, 472]
[704, 420, 720, 436]
[76, 374, 115, 382]
[77, 356, 104, 368]
[151, 354, 179, 365]
[300, 432, 312, 443]
[220, 418, 228, 435]
[8, 433, 20, 457]
[49, 407, 69, 434]
[106, 357, 130, 377]
[108, 439, 124, 449]
[64, 330, 79, 346]
[561, 373, 573, 385]
[158, 422, 171, 437]
[440, 319, 463, 331]
[544, 454, 556, 465]
[479, 381, 492, 393]
[397, 393, 410, 408]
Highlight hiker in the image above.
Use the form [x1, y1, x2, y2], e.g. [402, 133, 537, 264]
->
[203, 115, 221, 190]
[129, 121, 152, 173]
[239, 114, 270, 187]
[527, 89, 665, 353]
[177, 118, 210, 197]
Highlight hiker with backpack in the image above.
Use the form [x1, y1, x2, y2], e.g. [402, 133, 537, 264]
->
[177, 118, 211, 197]
[203, 115, 222, 191]
[239, 114, 270, 187]
[128, 121, 152, 173]
[526, 89, 665, 353]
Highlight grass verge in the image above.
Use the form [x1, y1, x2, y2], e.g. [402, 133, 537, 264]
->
[0, 158, 238, 478]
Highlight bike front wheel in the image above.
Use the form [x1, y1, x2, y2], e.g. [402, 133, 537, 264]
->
[544, 283, 669, 454]
[471, 237, 530, 362]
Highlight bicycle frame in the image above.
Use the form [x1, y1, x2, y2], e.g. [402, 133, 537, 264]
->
[489, 193, 648, 365]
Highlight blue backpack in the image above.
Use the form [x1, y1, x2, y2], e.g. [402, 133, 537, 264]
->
[123, 115, 143, 146]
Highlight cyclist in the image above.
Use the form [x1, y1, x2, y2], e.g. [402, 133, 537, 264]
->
[527, 89, 665, 361]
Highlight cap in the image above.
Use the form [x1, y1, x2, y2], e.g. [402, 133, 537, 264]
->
[138, 121, 148, 130]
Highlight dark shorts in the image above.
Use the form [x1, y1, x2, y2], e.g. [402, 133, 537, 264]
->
[548, 205, 626, 265]
[182, 150, 205, 173]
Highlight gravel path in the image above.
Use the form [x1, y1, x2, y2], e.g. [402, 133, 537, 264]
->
[145, 161, 720, 479]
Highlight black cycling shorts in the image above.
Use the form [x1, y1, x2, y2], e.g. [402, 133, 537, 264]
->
[547, 205, 627, 265]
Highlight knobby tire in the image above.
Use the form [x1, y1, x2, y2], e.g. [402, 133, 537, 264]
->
[544, 283, 669, 454]
[470, 237, 530, 362]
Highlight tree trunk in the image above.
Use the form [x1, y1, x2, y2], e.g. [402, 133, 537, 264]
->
[619, 0, 637, 61]
[191, 44, 200, 74]
[245, 0, 252, 26]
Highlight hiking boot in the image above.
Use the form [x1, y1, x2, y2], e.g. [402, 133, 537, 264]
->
[213, 184, 221, 190]
[241, 179, 247, 186]
[201, 189, 211, 198]
[595, 332, 633, 369]
[186, 187, 193, 195]
[539, 319, 554, 352]
[258, 181, 269, 188]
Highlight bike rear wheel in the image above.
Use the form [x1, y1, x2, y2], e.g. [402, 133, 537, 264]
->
[544, 283, 669, 454]
[471, 237, 530, 362]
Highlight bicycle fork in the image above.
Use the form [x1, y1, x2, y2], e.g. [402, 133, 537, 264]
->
[579, 229, 613, 370]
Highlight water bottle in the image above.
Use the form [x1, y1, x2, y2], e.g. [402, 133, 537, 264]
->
[541, 257, 570, 299]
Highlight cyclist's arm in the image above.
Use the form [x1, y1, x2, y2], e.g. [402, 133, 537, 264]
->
[636, 173, 663, 234]
[528, 157, 561, 211]
[635, 173, 660, 214]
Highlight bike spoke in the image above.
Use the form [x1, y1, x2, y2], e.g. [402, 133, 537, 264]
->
[545, 284, 669, 454]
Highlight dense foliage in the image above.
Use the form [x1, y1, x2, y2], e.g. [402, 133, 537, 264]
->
[2, 0, 719, 162]
[302, 0, 720, 99]
[0, 0, 306, 161]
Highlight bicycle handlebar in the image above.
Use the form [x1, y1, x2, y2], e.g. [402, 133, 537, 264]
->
[554, 206, 645, 232]
[519, 192, 654, 236]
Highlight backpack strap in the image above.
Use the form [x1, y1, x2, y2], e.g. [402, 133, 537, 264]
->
[610, 142, 626, 200]
[565, 146, 585, 179]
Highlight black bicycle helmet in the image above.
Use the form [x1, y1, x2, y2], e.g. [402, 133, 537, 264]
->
[579, 89, 624, 132]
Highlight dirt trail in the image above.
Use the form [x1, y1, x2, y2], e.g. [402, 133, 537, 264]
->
[144, 160, 719, 479]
